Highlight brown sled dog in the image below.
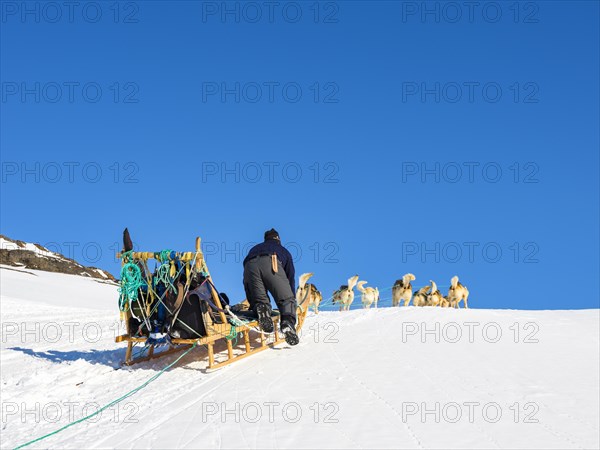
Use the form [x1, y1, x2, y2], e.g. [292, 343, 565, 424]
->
[447, 276, 470, 308]
[392, 273, 416, 306]
[332, 275, 359, 311]
[357, 281, 379, 309]
[412, 285, 431, 307]
[297, 272, 323, 314]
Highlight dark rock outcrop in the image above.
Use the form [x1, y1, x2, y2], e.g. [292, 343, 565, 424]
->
[0, 235, 117, 283]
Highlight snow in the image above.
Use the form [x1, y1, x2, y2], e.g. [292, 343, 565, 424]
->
[94, 268, 108, 279]
[1, 265, 599, 449]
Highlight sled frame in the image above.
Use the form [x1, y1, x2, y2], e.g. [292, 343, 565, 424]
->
[115, 237, 309, 370]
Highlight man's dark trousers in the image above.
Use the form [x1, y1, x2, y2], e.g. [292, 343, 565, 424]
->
[243, 255, 297, 325]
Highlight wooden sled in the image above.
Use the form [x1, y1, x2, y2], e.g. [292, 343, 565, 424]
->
[115, 237, 309, 370]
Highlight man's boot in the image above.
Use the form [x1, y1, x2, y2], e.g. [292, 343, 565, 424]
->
[280, 318, 299, 346]
[255, 303, 274, 333]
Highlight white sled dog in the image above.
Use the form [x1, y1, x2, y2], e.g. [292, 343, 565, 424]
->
[392, 273, 415, 306]
[427, 280, 446, 307]
[357, 281, 379, 309]
[296, 272, 323, 314]
[447, 275, 469, 308]
[332, 275, 359, 311]
[412, 285, 431, 306]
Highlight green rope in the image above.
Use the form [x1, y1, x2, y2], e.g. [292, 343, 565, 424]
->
[224, 312, 255, 346]
[153, 262, 177, 294]
[14, 342, 198, 450]
[150, 249, 176, 294]
[120, 250, 134, 262]
[118, 262, 143, 312]
[156, 249, 173, 262]
[224, 312, 252, 346]
[225, 324, 239, 346]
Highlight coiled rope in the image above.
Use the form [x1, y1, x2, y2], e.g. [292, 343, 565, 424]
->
[118, 261, 143, 313]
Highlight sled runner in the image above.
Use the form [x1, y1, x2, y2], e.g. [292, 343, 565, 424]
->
[115, 236, 309, 369]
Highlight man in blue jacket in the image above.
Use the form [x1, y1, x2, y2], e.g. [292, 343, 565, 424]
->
[243, 228, 298, 345]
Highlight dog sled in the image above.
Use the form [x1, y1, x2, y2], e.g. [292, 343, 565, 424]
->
[115, 235, 309, 369]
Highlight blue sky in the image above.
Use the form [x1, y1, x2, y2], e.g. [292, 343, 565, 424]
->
[1, 1, 598, 310]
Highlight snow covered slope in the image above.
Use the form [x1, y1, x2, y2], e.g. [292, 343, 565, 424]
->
[1, 265, 598, 449]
